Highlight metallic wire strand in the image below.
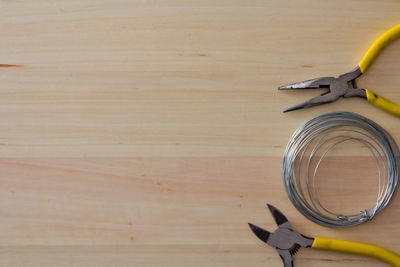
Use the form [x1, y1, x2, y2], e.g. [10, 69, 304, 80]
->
[282, 112, 399, 228]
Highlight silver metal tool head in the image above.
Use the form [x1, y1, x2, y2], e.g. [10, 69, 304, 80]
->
[248, 204, 314, 267]
[278, 76, 334, 90]
[279, 67, 366, 113]
[267, 203, 292, 229]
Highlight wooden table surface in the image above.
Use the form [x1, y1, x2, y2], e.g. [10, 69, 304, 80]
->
[1, 1, 400, 266]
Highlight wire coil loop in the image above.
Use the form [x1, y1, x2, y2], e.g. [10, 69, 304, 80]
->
[282, 112, 399, 228]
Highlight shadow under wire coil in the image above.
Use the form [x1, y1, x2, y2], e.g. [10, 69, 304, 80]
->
[282, 111, 399, 228]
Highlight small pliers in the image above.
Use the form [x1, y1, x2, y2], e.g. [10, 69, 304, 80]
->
[279, 24, 400, 116]
[249, 204, 400, 266]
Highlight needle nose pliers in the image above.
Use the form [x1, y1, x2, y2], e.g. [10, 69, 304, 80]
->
[249, 204, 400, 267]
[279, 24, 400, 116]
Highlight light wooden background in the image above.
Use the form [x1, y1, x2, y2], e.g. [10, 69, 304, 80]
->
[1, 0, 400, 266]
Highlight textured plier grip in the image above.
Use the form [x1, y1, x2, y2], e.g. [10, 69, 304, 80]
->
[358, 24, 400, 73]
[312, 237, 400, 266]
[366, 89, 400, 117]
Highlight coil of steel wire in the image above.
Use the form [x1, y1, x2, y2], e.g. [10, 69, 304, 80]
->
[282, 111, 399, 228]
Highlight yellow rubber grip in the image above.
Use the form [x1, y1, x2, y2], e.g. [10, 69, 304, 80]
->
[358, 24, 400, 73]
[366, 89, 400, 117]
[312, 237, 400, 266]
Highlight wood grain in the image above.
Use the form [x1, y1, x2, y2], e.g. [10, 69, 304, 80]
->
[1, 0, 400, 266]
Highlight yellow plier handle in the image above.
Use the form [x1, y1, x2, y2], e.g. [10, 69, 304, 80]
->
[365, 89, 400, 117]
[358, 24, 400, 116]
[312, 237, 400, 266]
[359, 24, 400, 73]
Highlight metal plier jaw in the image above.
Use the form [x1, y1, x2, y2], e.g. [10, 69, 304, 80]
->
[279, 67, 366, 113]
[248, 204, 314, 267]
